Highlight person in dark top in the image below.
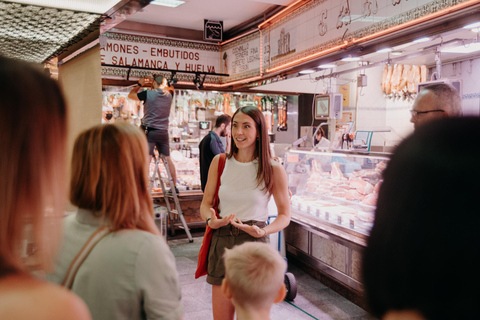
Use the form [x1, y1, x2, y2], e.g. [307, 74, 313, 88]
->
[129, 75, 178, 192]
[199, 114, 232, 192]
[362, 117, 480, 320]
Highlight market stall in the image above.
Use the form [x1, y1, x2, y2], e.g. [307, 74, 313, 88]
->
[101, 84, 298, 232]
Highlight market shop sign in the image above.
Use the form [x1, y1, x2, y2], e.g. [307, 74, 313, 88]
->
[220, 31, 261, 82]
[204, 19, 223, 42]
[101, 32, 221, 80]
[260, 0, 475, 73]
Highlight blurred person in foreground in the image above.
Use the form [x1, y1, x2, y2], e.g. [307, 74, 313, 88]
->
[48, 123, 183, 320]
[0, 56, 91, 319]
[199, 114, 232, 191]
[222, 242, 286, 320]
[410, 83, 462, 130]
[200, 106, 291, 320]
[129, 75, 178, 193]
[363, 117, 480, 320]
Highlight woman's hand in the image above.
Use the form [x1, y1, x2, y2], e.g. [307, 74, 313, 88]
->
[231, 218, 267, 238]
[208, 209, 235, 229]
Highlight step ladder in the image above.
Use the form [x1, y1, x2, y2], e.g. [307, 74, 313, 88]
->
[151, 152, 193, 243]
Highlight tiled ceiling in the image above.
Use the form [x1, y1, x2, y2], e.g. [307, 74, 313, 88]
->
[0, 0, 289, 63]
[7, 0, 122, 14]
[0, 1, 101, 63]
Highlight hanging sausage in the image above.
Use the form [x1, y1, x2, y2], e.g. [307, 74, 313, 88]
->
[262, 96, 274, 134]
[277, 96, 288, 131]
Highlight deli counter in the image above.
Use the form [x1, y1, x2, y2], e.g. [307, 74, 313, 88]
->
[283, 148, 389, 294]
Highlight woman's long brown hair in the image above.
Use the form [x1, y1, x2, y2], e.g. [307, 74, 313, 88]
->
[70, 123, 156, 234]
[0, 56, 67, 273]
[228, 106, 273, 194]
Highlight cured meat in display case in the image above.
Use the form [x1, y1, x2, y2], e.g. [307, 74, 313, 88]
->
[283, 148, 390, 293]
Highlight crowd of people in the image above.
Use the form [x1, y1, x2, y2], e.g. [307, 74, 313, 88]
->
[1, 53, 477, 320]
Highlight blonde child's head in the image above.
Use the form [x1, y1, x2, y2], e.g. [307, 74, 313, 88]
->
[222, 242, 287, 309]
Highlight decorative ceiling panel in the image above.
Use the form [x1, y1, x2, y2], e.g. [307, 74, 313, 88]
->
[6, 0, 122, 14]
[0, 1, 101, 63]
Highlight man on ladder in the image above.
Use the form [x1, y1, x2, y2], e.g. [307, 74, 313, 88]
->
[129, 75, 193, 242]
[128, 74, 178, 194]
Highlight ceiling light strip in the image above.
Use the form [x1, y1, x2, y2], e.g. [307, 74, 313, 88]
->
[266, 42, 348, 73]
[265, 0, 480, 74]
[205, 76, 264, 88]
[150, 0, 185, 8]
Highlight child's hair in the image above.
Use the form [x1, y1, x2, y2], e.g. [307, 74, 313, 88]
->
[224, 242, 286, 309]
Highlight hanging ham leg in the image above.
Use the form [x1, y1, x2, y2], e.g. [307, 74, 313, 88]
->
[420, 65, 427, 83]
[398, 65, 411, 94]
[390, 64, 404, 94]
[407, 65, 421, 94]
[381, 64, 388, 94]
[385, 64, 393, 95]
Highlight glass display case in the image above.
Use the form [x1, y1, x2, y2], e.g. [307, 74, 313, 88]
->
[285, 148, 389, 240]
[149, 145, 202, 195]
[283, 148, 390, 292]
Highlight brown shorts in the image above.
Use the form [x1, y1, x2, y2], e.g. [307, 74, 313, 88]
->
[206, 221, 269, 286]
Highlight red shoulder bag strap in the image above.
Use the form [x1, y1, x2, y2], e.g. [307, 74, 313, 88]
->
[212, 153, 227, 218]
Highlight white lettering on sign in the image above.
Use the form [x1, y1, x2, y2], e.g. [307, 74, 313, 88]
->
[222, 32, 261, 81]
[101, 34, 220, 74]
[264, 0, 438, 71]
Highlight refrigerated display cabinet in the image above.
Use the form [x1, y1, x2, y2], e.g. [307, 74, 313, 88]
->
[283, 148, 389, 292]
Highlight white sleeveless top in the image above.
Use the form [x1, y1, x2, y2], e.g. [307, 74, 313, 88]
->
[217, 156, 271, 221]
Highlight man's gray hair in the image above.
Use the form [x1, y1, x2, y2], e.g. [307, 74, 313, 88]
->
[421, 83, 463, 116]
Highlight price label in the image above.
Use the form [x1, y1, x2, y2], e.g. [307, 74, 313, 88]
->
[349, 219, 355, 229]
[337, 215, 342, 225]
[287, 153, 299, 163]
[316, 208, 321, 217]
[325, 211, 329, 221]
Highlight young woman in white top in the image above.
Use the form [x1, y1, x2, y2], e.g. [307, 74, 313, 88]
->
[200, 106, 291, 320]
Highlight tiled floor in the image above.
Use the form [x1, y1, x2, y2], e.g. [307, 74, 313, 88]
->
[168, 237, 375, 320]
